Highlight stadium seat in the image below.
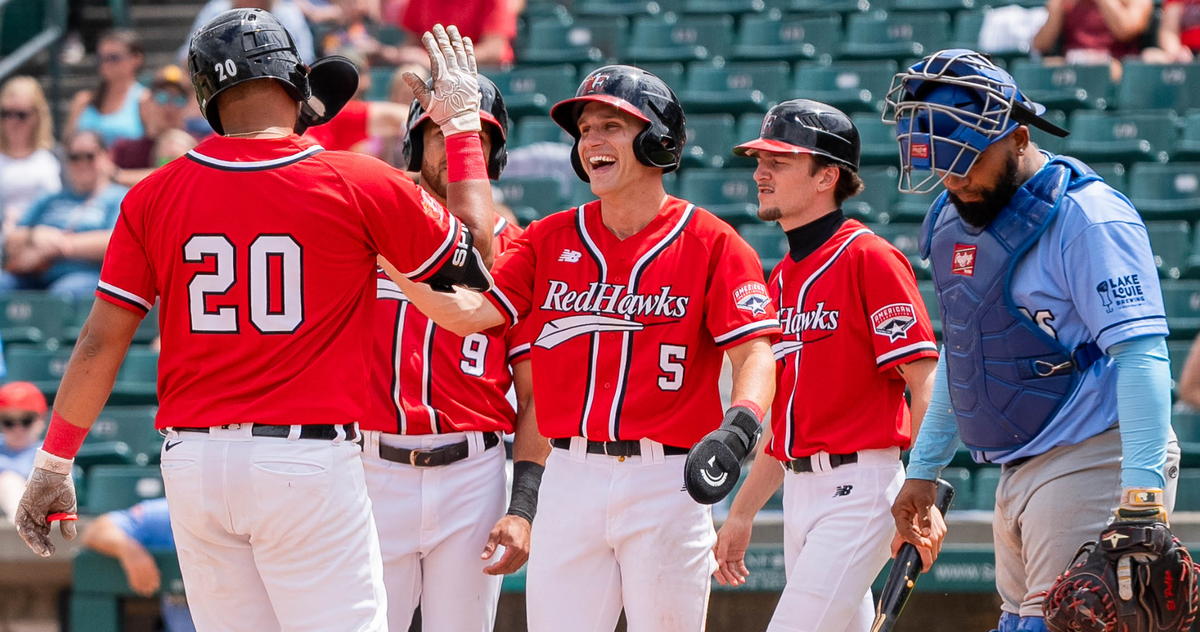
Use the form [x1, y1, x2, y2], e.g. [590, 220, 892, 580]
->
[82, 465, 164, 515]
[893, 0, 973, 12]
[682, 0, 767, 14]
[854, 113, 899, 166]
[784, 0, 873, 13]
[1169, 340, 1192, 393]
[66, 298, 158, 344]
[74, 441, 137, 470]
[515, 117, 572, 147]
[844, 166, 899, 223]
[1127, 163, 1200, 221]
[490, 65, 577, 118]
[1009, 60, 1112, 111]
[575, 0, 680, 16]
[917, 280, 941, 335]
[679, 169, 761, 227]
[973, 467, 1001, 510]
[682, 114, 737, 168]
[497, 177, 566, 220]
[867, 223, 930, 278]
[678, 61, 789, 115]
[890, 188, 941, 225]
[366, 67, 395, 102]
[1146, 221, 1191, 279]
[1161, 280, 1200, 338]
[111, 349, 159, 405]
[738, 224, 789, 273]
[1117, 62, 1200, 113]
[1173, 469, 1200, 511]
[89, 407, 162, 467]
[4, 347, 72, 397]
[790, 60, 900, 114]
[1174, 110, 1200, 162]
[0, 0, 43, 56]
[1174, 409, 1200, 443]
[624, 15, 734, 63]
[1027, 109, 1069, 155]
[631, 61, 686, 89]
[520, 16, 611, 64]
[939, 467, 974, 513]
[732, 12, 842, 63]
[838, 12, 951, 61]
[1089, 162, 1127, 194]
[1065, 111, 1179, 165]
[0, 292, 70, 345]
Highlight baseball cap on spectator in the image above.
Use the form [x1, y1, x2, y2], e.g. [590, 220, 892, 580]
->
[152, 64, 188, 92]
[0, 382, 47, 416]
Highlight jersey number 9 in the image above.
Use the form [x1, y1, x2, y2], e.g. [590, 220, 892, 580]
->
[185, 234, 304, 334]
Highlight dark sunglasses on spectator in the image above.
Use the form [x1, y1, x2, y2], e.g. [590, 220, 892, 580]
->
[100, 53, 127, 64]
[0, 109, 32, 122]
[68, 151, 98, 163]
[0, 413, 39, 429]
[154, 91, 188, 108]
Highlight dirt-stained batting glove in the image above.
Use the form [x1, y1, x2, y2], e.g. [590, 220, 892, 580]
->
[15, 450, 78, 558]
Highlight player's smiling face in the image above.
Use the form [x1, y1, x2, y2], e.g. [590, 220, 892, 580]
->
[576, 103, 650, 197]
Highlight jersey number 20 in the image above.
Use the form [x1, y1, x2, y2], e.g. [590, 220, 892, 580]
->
[185, 234, 304, 334]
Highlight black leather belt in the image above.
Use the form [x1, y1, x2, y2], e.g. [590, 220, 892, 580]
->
[379, 431, 501, 468]
[550, 438, 690, 457]
[175, 423, 358, 441]
[784, 452, 858, 473]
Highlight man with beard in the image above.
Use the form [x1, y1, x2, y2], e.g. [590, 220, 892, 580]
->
[885, 49, 1181, 632]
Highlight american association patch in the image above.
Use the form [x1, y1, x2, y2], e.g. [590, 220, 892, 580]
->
[870, 303, 917, 342]
[733, 281, 770, 316]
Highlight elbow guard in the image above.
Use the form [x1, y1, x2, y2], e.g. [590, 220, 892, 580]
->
[422, 224, 494, 293]
[683, 406, 763, 505]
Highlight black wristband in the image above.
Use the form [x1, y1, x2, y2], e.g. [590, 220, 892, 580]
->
[506, 460, 545, 524]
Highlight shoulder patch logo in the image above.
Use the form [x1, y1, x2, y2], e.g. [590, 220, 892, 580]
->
[1096, 275, 1146, 313]
[418, 187, 445, 220]
[952, 244, 976, 276]
[558, 249, 582, 263]
[733, 281, 771, 316]
[870, 303, 917, 342]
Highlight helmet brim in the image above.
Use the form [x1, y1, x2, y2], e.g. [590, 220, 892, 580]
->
[551, 94, 651, 136]
[733, 138, 855, 170]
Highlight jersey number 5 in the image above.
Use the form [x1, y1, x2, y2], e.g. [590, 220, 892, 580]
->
[659, 344, 687, 391]
[185, 234, 304, 334]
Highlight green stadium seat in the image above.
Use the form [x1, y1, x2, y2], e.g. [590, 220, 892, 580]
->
[738, 224, 789, 273]
[515, 118, 572, 147]
[679, 169, 761, 227]
[520, 16, 610, 64]
[732, 12, 842, 63]
[1169, 340, 1192, 394]
[950, 10, 984, 49]
[891, 188, 941, 225]
[1117, 62, 1200, 113]
[1174, 110, 1200, 162]
[0, 292, 70, 345]
[74, 442, 137, 470]
[1065, 111, 1179, 165]
[724, 463, 784, 512]
[1162, 280, 1200, 338]
[854, 113, 899, 167]
[4, 347, 71, 397]
[66, 298, 158, 344]
[1127, 163, 1200, 221]
[111, 349, 158, 405]
[624, 15, 734, 63]
[1089, 162, 1127, 194]
[917, 280, 941, 335]
[1147, 221, 1191, 280]
[575, 0, 680, 16]
[571, 179, 597, 208]
[682, 0, 767, 14]
[893, 0, 974, 12]
[974, 467, 1001, 510]
[839, 12, 951, 61]
[784, 0, 872, 13]
[1009, 61, 1111, 111]
[89, 407, 161, 467]
[791, 60, 900, 114]
[1028, 109, 1069, 155]
[844, 166, 899, 223]
[632, 62, 686, 88]
[678, 61, 789, 115]
[1174, 409, 1200, 442]
[1173, 469, 1200, 511]
[868, 223, 930, 278]
[490, 65, 577, 118]
[82, 465, 164, 515]
[939, 467, 974, 513]
[497, 177, 566, 219]
[0, 0, 44, 56]
[366, 67, 396, 102]
[682, 114, 737, 168]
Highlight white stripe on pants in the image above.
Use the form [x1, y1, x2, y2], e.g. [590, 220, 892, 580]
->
[768, 448, 904, 632]
[159, 425, 387, 632]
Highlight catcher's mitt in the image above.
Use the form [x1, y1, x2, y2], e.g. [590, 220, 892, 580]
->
[1044, 521, 1200, 632]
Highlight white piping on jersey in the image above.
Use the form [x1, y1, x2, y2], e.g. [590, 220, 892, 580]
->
[422, 318, 438, 433]
[377, 277, 407, 302]
[494, 217, 508, 237]
[406, 216, 463, 279]
[877, 340, 939, 367]
[97, 281, 153, 310]
[393, 300, 410, 434]
[713, 319, 781, 347]
[488, 287, 519, 325]
[575, 206, 606, 440]
[780, 227, 873, 460]
[507, 342, 531, 360]
[186, 145, 324, 169]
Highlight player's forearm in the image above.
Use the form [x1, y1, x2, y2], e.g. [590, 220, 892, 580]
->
[727, 428, 784, 522]
[512, 366, 550, 466]
[1032, 5, 1065, 53]
[379, 257, 506, 335]
[1094, 0, 1150, 40]
[4, 227, 33, 263]
[906, 353, 960, 481]
[1111, 335, 1172, 489]
[445, 133, 495, 267]
[1158, 4, 1185, 53]
[54, 301, 143, 429]
[61, 230, 113, 262]
[727, 337, 776, 413]
[899, 357, 939, 439]
[81, 515, 138, 558]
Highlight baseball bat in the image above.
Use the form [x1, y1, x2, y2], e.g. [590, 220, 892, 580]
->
[870, 478, 955, 632]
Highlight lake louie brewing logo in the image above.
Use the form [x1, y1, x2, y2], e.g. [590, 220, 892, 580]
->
[1096, 274, 1146, 313]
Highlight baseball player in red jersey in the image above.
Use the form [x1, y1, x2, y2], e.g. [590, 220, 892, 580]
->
[13, 14, 498, 632]
[361, 74, 548, 632]
[383, 64, 780, 632]
[712, 100, 941, 632]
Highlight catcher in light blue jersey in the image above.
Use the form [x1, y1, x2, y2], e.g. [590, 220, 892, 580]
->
[883, 50, 1187, 632]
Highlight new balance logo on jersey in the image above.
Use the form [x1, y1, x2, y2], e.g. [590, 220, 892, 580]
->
[833, 485, 853, 498]
[558, 249, 582, 263]
[778, 302, 840, 335]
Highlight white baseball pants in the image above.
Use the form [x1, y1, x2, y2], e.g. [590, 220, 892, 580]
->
[360, 430, 506, 632]
[158, 424, 387, 632]
[768, 447, 904, 632]
[525, 439, 717, 632]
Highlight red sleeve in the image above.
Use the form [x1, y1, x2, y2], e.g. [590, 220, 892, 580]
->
[857, 238, 939, 373]
[482, 225, 536, 327]
[96, 192, 156, 316]
[705, 229, 782, 350]
[505, 320, 532, 367]
[343, 156, 461, 282]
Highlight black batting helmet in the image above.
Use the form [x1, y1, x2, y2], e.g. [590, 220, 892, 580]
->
[402, 75, 509, 181]
[550, 65, 686, 182]
[734, 99, 861, 171]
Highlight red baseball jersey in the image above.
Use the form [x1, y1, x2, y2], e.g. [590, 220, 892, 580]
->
[365, 216, 527, 435]
[97, 135, 465, 429]
[766, 219, 938, 461]
[483, 197, 781, 448]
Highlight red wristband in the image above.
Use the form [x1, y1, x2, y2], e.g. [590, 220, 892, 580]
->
[731, 399, 765, 423]
[445, 132, 489, 183]
[42, 411, 88, 460]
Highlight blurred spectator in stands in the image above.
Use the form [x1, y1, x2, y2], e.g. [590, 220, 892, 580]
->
[0, 382, 45, 524]
[320, 0, 411, 65]
[303, 50, 409, 155]
[0, 77, 60, 235]
[1033, 0, 1153, 81]
[505, 142, 576, 202]
[1142, 0, 1200, 62]
[392, 0, 521, 66]
[111, 66, 201, 187]
[0, 131, 126, 298]
[155, 130, 200, 167]
[378, 63, 429, 167]
[1176, 332, 1200, 409]
[180, 0, 315, 64]
[294, 0, 353, 25]
[82, 498, 196, 632]
[65, 29, 148, 146]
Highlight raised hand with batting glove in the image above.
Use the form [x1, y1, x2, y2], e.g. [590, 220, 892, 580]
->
[401, 24, 481, 137]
